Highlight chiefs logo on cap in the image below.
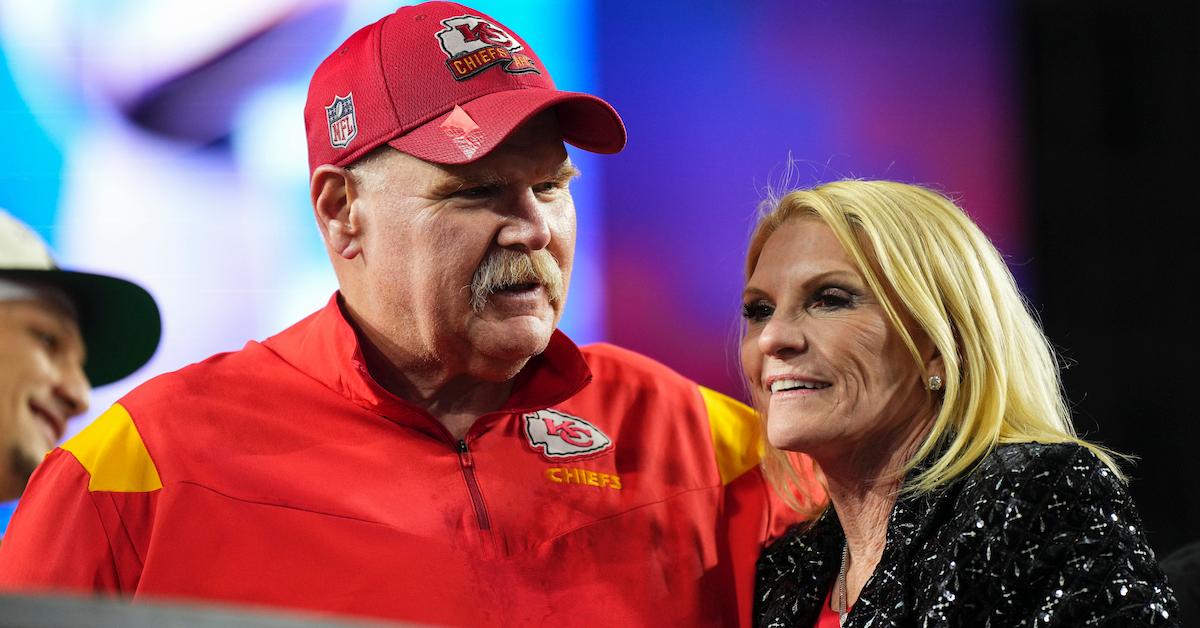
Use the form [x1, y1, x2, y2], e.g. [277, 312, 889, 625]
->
[524, 410, 612, 460]
[435, 15, 539, 81]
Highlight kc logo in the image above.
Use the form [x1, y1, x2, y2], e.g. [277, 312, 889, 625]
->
[524, 410, 613, 460]
[447, 18, 518, 49]
[435, 15, 539, 81]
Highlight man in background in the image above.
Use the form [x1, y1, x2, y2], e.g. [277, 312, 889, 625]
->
[0, 209, 159, 504]
[0, 3, 812, 625]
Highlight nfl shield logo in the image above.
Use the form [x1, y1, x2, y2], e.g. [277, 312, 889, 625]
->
[325, 94, 357, 149]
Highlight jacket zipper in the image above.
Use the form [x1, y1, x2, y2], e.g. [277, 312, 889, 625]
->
[457, 439, 492, 531]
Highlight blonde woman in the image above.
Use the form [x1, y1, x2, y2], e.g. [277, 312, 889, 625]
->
[743, 181, 1177, 627]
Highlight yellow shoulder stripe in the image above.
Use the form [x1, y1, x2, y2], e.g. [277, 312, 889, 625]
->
[61, 403, 163, 492]
[700, 386, 765, 485]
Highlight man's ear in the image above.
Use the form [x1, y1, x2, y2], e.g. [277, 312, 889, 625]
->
[312, 164, 363, 259]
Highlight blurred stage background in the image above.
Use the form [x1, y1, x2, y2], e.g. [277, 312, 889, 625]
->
[1, 1, 1196, 557]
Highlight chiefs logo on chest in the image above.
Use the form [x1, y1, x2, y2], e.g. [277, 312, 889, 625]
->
[523, 409, 612, 460]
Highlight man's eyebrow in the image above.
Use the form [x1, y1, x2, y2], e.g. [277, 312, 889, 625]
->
[553, 162, 582, 181]
[429, 169, 508, 196]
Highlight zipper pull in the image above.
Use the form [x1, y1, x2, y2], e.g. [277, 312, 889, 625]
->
[457, 439, 474, 467]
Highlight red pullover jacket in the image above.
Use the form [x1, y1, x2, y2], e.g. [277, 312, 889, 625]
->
[0, 296, 808, 626]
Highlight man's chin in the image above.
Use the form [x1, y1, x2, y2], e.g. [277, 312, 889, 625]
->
[1, 444, 39, 500]
[469, 314, 556, 364]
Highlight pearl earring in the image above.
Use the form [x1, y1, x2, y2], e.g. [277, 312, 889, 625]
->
[927, 375, 943, 391]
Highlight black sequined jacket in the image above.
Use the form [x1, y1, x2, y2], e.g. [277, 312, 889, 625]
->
[755, 442, 1179, 627]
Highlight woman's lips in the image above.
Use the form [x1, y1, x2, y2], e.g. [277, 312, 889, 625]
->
[764, 374, 832, 396]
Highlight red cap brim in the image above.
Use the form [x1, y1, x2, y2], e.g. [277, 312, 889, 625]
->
[388, 88, 626, 165]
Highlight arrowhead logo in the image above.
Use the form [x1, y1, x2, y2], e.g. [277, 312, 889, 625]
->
[524, 410, 613, 460]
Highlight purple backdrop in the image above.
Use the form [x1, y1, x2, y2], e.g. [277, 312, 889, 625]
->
[596, 0, 1021, 397]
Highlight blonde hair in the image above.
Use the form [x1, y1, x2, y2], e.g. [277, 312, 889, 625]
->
[745, 180, 1122, 504]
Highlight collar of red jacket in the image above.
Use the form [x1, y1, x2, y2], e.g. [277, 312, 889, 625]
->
[262, 293, 593, 438]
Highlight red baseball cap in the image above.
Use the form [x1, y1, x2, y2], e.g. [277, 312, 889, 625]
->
[304, 2, 626, 172]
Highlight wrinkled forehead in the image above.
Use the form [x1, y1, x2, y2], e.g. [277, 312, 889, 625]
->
[362, 114, 573, 193]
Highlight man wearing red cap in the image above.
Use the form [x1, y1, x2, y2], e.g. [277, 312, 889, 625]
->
[0, 4, 810, 625]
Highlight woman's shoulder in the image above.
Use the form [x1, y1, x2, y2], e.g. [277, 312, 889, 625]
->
[976, 440, 1110, 473]
[962, 441, 1122, 505]
[928, 441, 1177, 625]
[945, 441, 1127, 539]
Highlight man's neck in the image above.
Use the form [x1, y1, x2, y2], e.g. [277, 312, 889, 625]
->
[409, 375, 516, 440]
[364, 348, 519, 440]
[339, 297, 525, 439]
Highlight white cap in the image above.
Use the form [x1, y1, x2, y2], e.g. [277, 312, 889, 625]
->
[0, 209, 56, 270]
[0, 209, 162, 386]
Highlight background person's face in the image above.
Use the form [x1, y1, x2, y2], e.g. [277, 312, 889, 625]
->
[740, 218, 934, 462]
[0, 299, 89, 499]
[349, 114, 577, 379]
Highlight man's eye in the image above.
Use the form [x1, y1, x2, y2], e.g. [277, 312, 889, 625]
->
[30, 328, 60, 352]
[533, 180, 565, 194]
[453, 185, 496, 199]
[741, 301, 774, 322]
[810, 288, 855, 310]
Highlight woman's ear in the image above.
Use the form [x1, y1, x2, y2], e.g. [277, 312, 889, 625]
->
[923, 348, 946, 391]
[311, 164, 363, 259]
[925, 349, 945, 380]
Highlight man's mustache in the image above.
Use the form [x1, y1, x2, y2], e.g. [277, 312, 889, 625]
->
[469, 249, 564, 313]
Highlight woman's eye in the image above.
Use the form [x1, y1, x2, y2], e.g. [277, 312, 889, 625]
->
[741, 301, 774, 322]
[810, 288, 854, 310]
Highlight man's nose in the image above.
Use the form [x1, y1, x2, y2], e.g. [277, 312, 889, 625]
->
[55, 362, 91, 420]
[496, 189, 552, 251]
